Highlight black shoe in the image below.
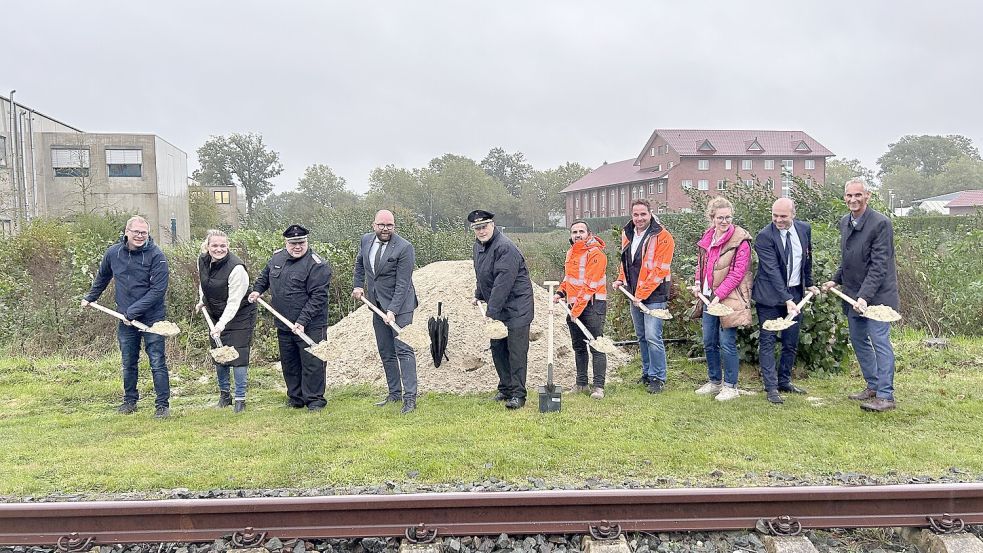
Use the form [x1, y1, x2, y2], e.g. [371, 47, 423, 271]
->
[646, 380, 665, 394]
[287, 401, 306, 409]
[779, 384, 807, 394]
[505, 397, 526, 409]
[154, 406, 170, 419]
[492, 391, 508, 401]
[766, 391, 784, 404]
[233, 400, 245, 413]
[401, 399, 417, 414]
[117, 402, 137, 415]
[217, 391, 232, 408]
[307, 404, 325, 412]
[636, 375, 651, 385]
[374, 395, 402, 407]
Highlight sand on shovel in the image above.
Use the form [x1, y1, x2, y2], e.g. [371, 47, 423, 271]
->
[862, 305, 902, 322]
[483, 320, 509, 340]
[396, 322, 430, 350]
[305, 340, 332, 362]
[147, 320, 180, 337]
[706, 303, 734, 317]
[210, 345, 239, 364]
[648, 308, 672, 320]
[326, 260, 632, 394]
[588, 335, 619, 354]
[762, 318, 796, 332]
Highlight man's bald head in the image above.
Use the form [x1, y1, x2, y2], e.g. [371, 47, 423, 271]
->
[771, 197, 796, 230]
[373, 210, 396, 242]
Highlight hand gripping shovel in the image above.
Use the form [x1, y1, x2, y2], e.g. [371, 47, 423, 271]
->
[200, 308, 239, 364]
[616, 286, 672, 319]
[762, 291, 814, 332]
[538, 281, 562, 413]
[698, 292, 734, 317]
[86, 301, 180, 336]
[557, 301, 619, 354]
[828, 287, 902, 322]
[358, 296, 429, 350]
[255, 297, 332, 362]
[476, 301, 508, 339]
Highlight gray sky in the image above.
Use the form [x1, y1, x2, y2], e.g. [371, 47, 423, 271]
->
[5, 1, 982, 193]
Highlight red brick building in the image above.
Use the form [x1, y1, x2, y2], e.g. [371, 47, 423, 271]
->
[562, 129, 834, 222]
[945, 189, 983, 215]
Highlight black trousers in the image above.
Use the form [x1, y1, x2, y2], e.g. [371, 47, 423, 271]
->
[277, 327, 327, 408]
[490, 323, 530, 400]
[566, 300, 607, 388]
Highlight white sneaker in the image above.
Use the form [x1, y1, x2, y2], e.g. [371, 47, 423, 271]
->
[590, 387, 604, 400]
[695, 382, 722, 395]
[715, 386, 740, 401]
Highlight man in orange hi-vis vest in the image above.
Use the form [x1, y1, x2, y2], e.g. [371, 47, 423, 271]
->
[612, 198, 675, 394]
[553, 220, 609, 399]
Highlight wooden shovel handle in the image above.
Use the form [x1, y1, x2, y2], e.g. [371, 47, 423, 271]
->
[783, 291, 815, 322]
[616, 285, 652, 314]
[87, 302, 150, 331]
[698, 293, 712, 306]
[199, 307, 224, 348]
[255, 297, 316, 347]
[359, 296, 403, 333]
[828, 287, 860, 308]
[557, 301, 597, 342]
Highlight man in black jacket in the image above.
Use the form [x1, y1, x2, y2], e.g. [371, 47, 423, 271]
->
[822, 178, 900, 412]
[249, 225, 332, 411]
[469, 210, 534, 410]
[752, 198, 820, 404]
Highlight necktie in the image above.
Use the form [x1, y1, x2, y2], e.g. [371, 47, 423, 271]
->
[373, 241, 385, 274]
[784, 231, 792, 285]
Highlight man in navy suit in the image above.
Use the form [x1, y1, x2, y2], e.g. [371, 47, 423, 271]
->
[752, 198, 820, 404]
[353, 210, 420, 414]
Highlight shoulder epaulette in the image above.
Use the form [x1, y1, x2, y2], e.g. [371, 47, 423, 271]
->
[311, 253, 322, 264]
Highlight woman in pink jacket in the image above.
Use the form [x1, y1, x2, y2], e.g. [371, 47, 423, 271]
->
[689, 197, 753, 401]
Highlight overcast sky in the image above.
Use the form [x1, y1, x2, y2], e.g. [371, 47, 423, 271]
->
[5, 1, 982, 193]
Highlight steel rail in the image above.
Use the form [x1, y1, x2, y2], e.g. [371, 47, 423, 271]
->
[1, 484, 982, 546]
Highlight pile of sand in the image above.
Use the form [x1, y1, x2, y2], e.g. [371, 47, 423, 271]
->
[326, 260, 632, 394]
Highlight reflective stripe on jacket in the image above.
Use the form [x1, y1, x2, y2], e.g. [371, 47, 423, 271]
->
[558, 235, 608, 318]
[616, 222, 675, 302]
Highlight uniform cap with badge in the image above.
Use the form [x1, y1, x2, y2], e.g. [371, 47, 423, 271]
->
[467, 210, 495, 230]
[283, 224, 309, 243]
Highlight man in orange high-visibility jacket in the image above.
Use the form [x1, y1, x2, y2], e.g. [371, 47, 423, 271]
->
[553, 220, 609, 399]
[612, 198, 675, 394]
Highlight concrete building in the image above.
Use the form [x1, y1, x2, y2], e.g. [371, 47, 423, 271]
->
[1, 94, 190, 241]
[189, 177, 244, 230]
[561, 129, 834, 222]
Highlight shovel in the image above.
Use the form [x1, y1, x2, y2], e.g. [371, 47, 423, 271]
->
[762, 291, 814, 332]
[255, 297, 332, 362]
[476, 301, 508, 339]
[557, 301, 618, 354]
[697, 292, 734, 317]
[358, 295, 429, 350]
[828, 287, 902, 322]
[200, 307, 240, 364]
[538, 281, 562, 413]
[616, 285, 672, 319]
[86, 302, 180, 336]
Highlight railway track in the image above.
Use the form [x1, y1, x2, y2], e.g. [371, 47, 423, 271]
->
[1, 484, 981, 548]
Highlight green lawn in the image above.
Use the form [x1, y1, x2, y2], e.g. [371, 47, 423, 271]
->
[0, 329, 980, 496]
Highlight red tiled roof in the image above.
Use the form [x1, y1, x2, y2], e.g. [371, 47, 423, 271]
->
[945, 189, 983, 208]
[635, 129, 834, 163]
[560, 159, 667, 193]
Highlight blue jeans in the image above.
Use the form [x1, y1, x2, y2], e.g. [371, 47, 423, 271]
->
[630, 300, 667, 383]
[118, 322, 170, 408]
[216, 364, 248, 399]
[702, 312, 738, 386]
[847, 311, 895, 400]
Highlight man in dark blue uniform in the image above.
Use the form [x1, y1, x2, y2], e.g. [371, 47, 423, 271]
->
[469, 210, 534, 410]
[249, 225, 332, 411]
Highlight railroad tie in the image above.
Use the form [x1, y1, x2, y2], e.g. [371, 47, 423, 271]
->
[582, 535, 629, 553]
[900, 528, 983, 553]
[399, 541, 442, 553]
[762, 535, 819, 553]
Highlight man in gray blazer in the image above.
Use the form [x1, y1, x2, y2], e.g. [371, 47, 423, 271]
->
[353, 209, 420, 414]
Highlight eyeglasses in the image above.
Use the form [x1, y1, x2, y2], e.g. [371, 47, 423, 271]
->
[374, 223, 395, 230]
[714, 215, 733, 222]
[127, 229, 149, 237]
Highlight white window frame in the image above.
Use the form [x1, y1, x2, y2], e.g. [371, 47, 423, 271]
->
[782, 159, 793, 171]
[650, 147, 656, 157]
[698, 179, 709, 191]
[764, 159, 775, 170]
[575, 195, 580, 210]
[805, 159, 815, 170]
[698, 159, 709, 171]
[0, 136, 6, 167]
[657, 182, 665, 194]
[717, 180, 727, 191]
[725, 159, 732, 170]
[213, 190, 231, 204]
[668, 161, 674, 169]
[682, 179, 693, 189]
[741, 159, 752, 170]
[591, 191, 597, 213]
[620, 189, 626, 210]
[744, 179, 754, 187]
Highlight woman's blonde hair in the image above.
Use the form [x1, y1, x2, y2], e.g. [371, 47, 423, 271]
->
[705, 196, 734, 222]
[200, 229, 229, 254]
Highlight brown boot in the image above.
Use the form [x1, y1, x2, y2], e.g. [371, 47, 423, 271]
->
[848, 389, 876, 401]
[860, 397, 896, 412]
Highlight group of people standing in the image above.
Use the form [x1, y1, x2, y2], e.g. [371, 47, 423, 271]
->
[80, 176, 899, 418]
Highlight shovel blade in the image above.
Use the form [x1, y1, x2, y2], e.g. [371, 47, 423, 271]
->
[537, 384, 562, 413]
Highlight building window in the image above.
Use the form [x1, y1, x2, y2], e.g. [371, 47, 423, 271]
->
[600, 192, 606, 210]
[764, 159, 775, 170]
[648, 183, 654, 195]
[698, 159, 709, 170]
[575, 195, 580, 210]
[717, 180, 727, 191]
[744, 179, 753, 187]
[668, 161, 674, 169]
[657, 205, 667, 214]
[680, 207, 693, 214]
[658, 182, 664, 194]
[654, 164, 662, 172]
[782, 175, 792, 197]
[741, 159, 752, 170]
[620, 189, 626, 211]
[213, 190, 231, 205]
[0, 218, 12, 236]
[0, 136, 6, 167]
[650, 147, 656, 157]
[660, 144, 669, 155]
[106, 148, 143, 177]
[682, 179, 693, 189]
[805, 159, 815, 170]
[698, 179, 709, 191]
[725, 159, 732, 170]
[591, 192, 597, 213]
[52, 148, 90, 177]
[782, 159, 793, 171]
[805, 177, 813, 187]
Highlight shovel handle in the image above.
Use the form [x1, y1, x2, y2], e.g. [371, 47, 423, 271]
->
[557, 301, 597, 342]
[828, 287, 861, 309]
[359, 296, 403, 333]
[87, 302, 150, 332]
[255, 297, 317, 347]
[616, 285, 652, 314]
[199, 308, 224, 348]
[698, 293, 712, 306]
[783, 291, 815, 322]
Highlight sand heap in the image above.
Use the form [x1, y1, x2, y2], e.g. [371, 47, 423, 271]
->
[326, 260, 632, 394]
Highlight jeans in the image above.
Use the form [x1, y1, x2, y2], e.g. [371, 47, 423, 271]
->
[630, 300, 667, 383]
[757, 289, 803, 391]
[216, 364, 248, 399]
[372, 309, 418, 400]
[847, 311, 896, 400]
[566, 300, 607, 388]
[117, 322, 170, 408]
[702, 312, 738, 386]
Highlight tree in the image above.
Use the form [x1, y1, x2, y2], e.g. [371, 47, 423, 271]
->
[188, 188, 221, 239]
[877, 135, 980, 177]
[297, 164, 359, 209]
[480, 147, 532, 197]
[520, 162, 591, 227]
[193, 133, 283, 220]
[825, 158, 876, 190]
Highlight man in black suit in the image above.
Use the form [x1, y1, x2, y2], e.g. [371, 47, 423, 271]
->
[353, 210, 420, 414]
[752, 198, 820, 404]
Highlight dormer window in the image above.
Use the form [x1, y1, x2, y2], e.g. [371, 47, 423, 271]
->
[746, 138, 764, 152]
[698, 139, 716, 152]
